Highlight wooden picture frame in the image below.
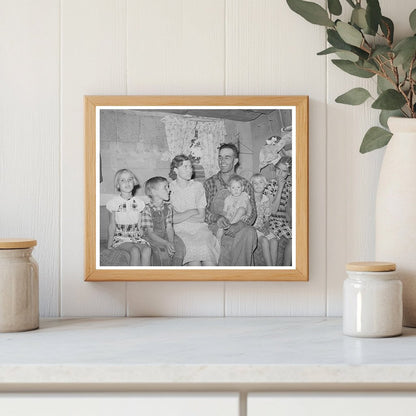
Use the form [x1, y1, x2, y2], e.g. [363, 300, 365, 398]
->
[85, 96, 308, 281]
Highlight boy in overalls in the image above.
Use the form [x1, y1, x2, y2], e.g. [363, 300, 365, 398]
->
[141, 177, 185, 266]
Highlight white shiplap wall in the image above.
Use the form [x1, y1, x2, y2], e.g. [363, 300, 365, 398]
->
[1, 0, 412, 317]
[0, 1, 61, 317]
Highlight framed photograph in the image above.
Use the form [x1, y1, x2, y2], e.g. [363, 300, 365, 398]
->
[85, 96, 308, 281]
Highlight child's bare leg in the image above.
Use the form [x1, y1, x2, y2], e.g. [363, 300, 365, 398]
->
[283, 238, 292, 266]
[276, 238, 286, 266]
[259, 235, 272, 266]
[216, 227, 224, 242]
[129, 245, 141, 266]
[172, 236, 186, 266]
[270, 237, 278, 266]
[117, 242, 140, 266]
[140, 244, 152, 266]
[230, 207, 247, 224]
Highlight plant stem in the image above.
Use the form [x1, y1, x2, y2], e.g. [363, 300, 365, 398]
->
[397, 80, 412, 118]
[362, 37, 372, 54]
[376, 56, 399, 89]
[390, 58, 400, 86]
[408, 55, 416, 117]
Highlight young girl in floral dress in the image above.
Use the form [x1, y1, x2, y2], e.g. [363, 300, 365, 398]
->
[265, 156, 292, 266]
[250, 173, 278, 266]
[106, 168, 151, 266]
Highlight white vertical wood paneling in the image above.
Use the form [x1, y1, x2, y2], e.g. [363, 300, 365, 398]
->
[224, 0, 327, 315]
[61, 0, 128, 316]
[126, 0, 226, 95]
[127, 282, 225, 316]
[5, 0, 410, 317]
[0, 1, 60, 317]
[125, 0, 226, 316]
[326, 0, 416, 316]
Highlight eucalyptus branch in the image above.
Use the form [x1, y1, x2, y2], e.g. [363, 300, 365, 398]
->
[377, 23, 393, 48]
[390, 58, 400, 86]
[375, 57, 400, 89]
[397, 82, 413, 117]
[374, 56, 385, 72]
[357, 64, 382, 78]
[286, 0, 416, 151]
[362, 37, 373, 53]
[408, 56, 416, 117]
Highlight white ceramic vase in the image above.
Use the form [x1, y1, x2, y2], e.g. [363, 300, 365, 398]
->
[375, 117, 416, 327]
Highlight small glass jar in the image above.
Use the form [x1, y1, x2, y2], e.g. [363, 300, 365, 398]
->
[343, 261, 402, 338]
[0, 239, 39, 332]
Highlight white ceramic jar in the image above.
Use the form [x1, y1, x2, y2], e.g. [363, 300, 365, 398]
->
[0, 239, 39, 332]
[343, 262, 402, 338]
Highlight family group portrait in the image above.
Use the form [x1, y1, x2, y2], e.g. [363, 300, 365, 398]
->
[98, 107, 294, 269]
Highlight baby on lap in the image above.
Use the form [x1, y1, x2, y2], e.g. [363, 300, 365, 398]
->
[216, 175, 252, 242]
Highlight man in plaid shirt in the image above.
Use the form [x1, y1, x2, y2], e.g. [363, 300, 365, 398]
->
[204, 143, 257, 266]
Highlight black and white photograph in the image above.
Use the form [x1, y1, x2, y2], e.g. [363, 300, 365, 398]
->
[98, 106, 295, 269]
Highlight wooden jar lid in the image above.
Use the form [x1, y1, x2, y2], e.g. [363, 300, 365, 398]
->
[0, 239, 37, 249]
[346, 261, 396, 272]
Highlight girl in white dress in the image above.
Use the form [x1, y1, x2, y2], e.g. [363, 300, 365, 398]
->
[106, 169, 151, 266]
[169, 155, 220, 266]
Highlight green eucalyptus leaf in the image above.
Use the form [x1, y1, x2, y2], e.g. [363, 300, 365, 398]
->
[328, 0, 342, 16]
[379, 110, 403, 129]
[335, 87, 371, 105]
[317, 46, 358, 61]
[335, 50, 359, 62]
[377, 75, 393, 94]
[327, 29, 369, 59]
[372, 89, 406, 110]
[345, 0, 355, 7]
[393, 37, 416, 71]
[336, 21, 363, 47]
[351, 7, 368, 32]
[332, 59, 375, 78]
[317, 46, 338, 55]
[362, 59, 379, 71]
[380, 16, 394, 44]
[360, 127, 392, 153]
[371, 46, 392, 58]
[378, 65, 401, 89]
[350, 45, 369, 60]
[393, 36, 416, 53]
[366, 0, 382, 35]
[327, 28, 348, 48]
[410, 9, 416, 32]
[286, 0, 335, 27]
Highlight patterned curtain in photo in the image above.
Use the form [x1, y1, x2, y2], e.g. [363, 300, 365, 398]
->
[197, 120, 226, 178]
[161, 115, 196, 159]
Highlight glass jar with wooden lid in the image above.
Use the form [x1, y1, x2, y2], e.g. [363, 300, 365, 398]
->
[0, 239, 39, 332]
[343, 261, 402, 337]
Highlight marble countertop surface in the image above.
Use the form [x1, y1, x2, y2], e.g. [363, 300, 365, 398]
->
[1, 317, 416, 388]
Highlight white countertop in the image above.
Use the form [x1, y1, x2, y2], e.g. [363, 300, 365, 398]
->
[1, 317, 416, 389]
